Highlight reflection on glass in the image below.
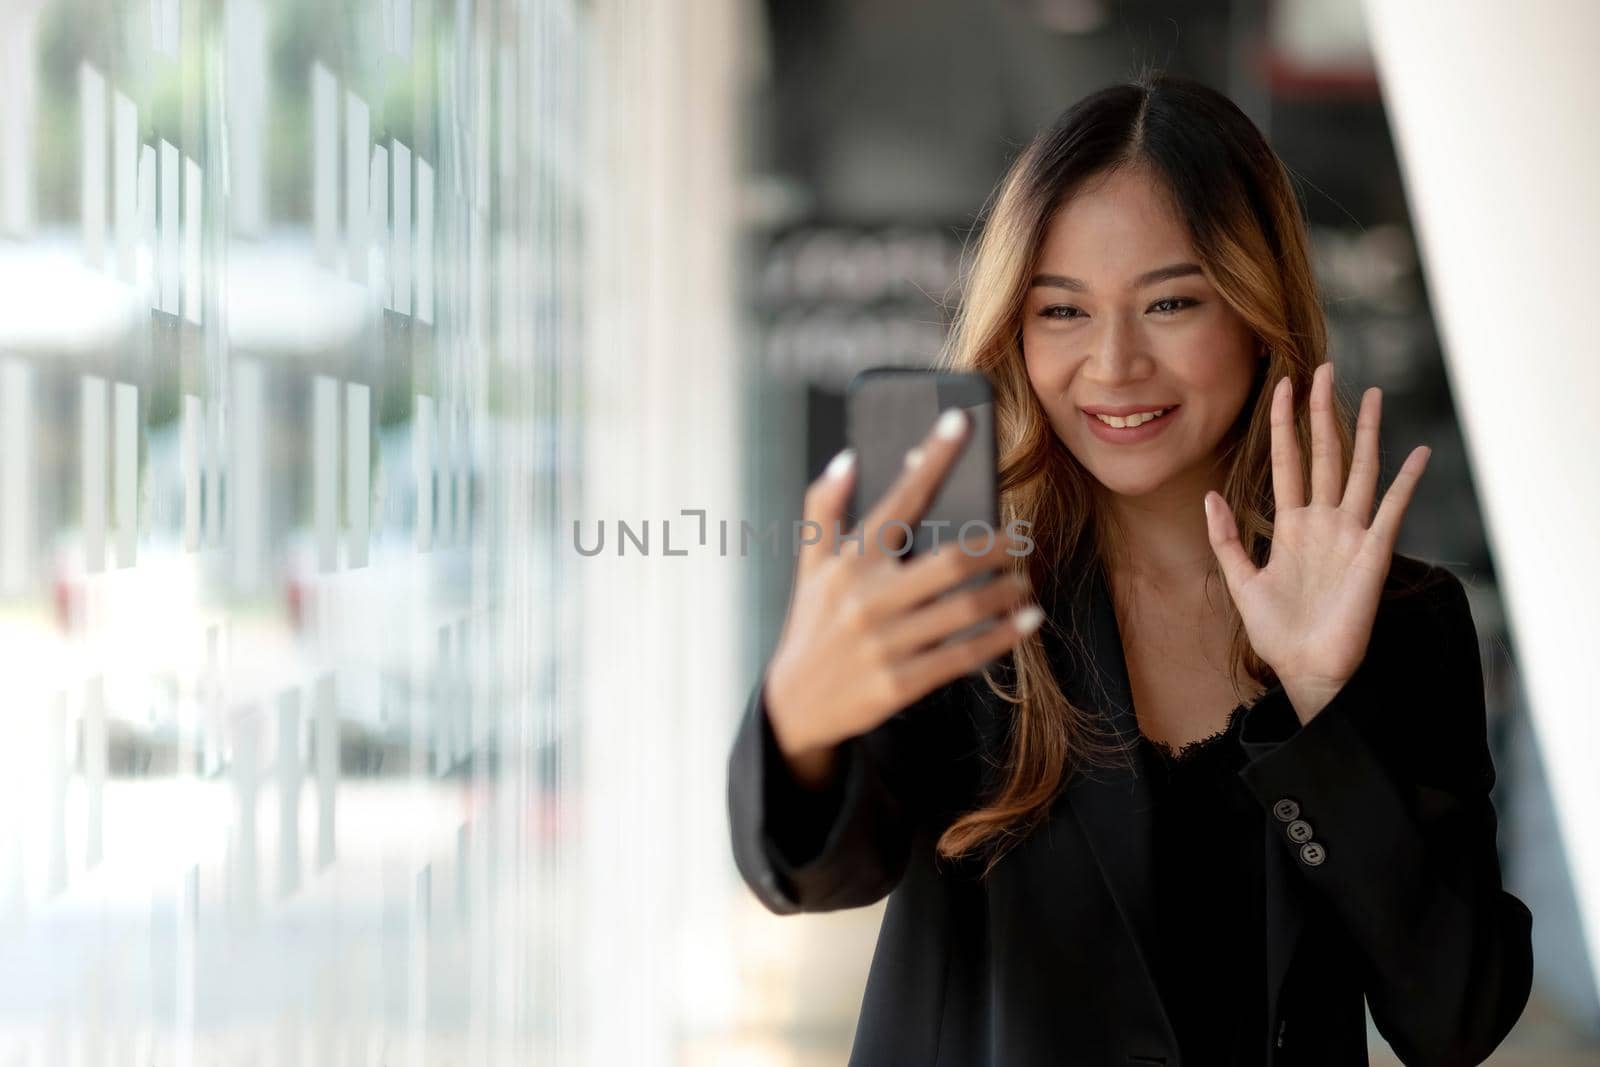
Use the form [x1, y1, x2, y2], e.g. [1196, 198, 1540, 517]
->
[0, 0, 584, 1060]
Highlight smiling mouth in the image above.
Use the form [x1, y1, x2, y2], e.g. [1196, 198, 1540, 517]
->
[1090, 408, 1171, 428]
[1078, 403, 1183, 444]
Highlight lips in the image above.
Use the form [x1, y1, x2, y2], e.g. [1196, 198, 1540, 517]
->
[1086, 407, 1172, 427]
[1079, 403, 1181, 418]
[1080, 403, 1181, 443]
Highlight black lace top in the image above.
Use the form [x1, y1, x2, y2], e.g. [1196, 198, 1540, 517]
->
[1139, 703, 1269, 1066]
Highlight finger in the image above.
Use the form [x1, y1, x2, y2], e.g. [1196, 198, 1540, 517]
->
[1271, 375, 1305, 511]
[1341, 387, 1382, 522]
[797, 447, 857, 580]
[1204, 490, 1258, 600]
[893, 599, 1046, 696]
[878, 569, 1032, 658]
[869, 527, 1030, 616]
[858, 406, 972, 561]
[1366, 445, 1432, 558]
[1310, 363, 1343, 507]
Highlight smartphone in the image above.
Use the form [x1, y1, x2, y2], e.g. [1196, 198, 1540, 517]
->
[844, 367, 1005, 642]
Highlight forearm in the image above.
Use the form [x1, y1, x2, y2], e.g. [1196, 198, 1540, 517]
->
[1240, 676, 1532, 1064]
[727, 677, 912, 914]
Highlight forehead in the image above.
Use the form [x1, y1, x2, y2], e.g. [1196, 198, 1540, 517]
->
[1034, 166, 1194, 272]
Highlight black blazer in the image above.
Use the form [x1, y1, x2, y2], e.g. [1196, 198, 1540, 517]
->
[726, 550, 1534, 1066]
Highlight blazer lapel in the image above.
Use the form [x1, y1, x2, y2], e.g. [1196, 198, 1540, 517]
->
[1047, 550, 1307, 1060]
[1047, 553, 1171, 1038]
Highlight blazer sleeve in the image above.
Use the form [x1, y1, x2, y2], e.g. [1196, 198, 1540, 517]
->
[726, 664, 977, 915]
[1233, 564, 1534, 1067]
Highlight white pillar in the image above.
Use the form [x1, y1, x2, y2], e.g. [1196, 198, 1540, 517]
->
[1360, 0, 1600, 999]
[578, 0, 746, 1062]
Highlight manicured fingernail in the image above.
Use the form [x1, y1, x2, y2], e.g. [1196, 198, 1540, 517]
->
[935, 407, 967, 440]
[826, 448, 856, 480]
[905, 446, 925, 469]
[1013, 604, 1045, 634]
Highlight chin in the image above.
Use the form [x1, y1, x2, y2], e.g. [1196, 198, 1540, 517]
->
[1089, 468, 1175, 499]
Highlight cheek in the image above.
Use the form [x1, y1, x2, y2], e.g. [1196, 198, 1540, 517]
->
[1162, 320, 1256, 389]
[1020, 327, 1068, 392]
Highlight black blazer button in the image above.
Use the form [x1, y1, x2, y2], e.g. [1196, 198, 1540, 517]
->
[1299, 841, 1327, 866]
[1286, 818, 1314, 843]
[1272, 798, 1300, 822]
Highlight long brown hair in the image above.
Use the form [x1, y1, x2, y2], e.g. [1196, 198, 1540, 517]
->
[931, 70, 1360, 877]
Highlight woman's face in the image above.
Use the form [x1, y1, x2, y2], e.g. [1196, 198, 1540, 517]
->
[1021, 165, 1260, 499]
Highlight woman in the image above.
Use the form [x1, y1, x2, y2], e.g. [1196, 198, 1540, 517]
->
[726, 72, 1533, 1066]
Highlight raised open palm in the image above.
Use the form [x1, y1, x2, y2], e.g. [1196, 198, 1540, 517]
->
[1203, 362, 1432, 722]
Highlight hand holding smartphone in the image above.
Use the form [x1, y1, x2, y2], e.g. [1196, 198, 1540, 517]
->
[846, 367, 1014, 642]
[761, 367, 1042, 787]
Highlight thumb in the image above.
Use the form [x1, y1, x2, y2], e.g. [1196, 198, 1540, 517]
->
[1204, 491, 1257, 601]
[798, 447, 858, 579]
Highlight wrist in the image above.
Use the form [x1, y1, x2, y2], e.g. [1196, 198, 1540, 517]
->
[762, 681, 843, 791]
[763, 677, 828, 759]
[1280, 676, 1346, 725]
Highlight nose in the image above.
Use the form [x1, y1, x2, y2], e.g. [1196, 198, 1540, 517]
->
[1081, 311, 1149, 384]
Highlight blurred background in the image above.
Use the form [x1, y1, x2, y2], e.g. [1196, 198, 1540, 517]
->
[0, 0, 1595, 1064]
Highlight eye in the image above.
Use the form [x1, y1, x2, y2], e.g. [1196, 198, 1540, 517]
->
[1149, 297, 1199, 315]
[1039, 304, 1084, 320]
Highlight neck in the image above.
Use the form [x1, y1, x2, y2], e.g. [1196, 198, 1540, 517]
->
[1099, 463, 1228, 594]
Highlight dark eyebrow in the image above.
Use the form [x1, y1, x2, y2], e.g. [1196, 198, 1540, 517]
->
[1029, 262, 1204, 291]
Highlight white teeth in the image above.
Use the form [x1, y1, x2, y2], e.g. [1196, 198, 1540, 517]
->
[1095, 407, 1170, 428]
